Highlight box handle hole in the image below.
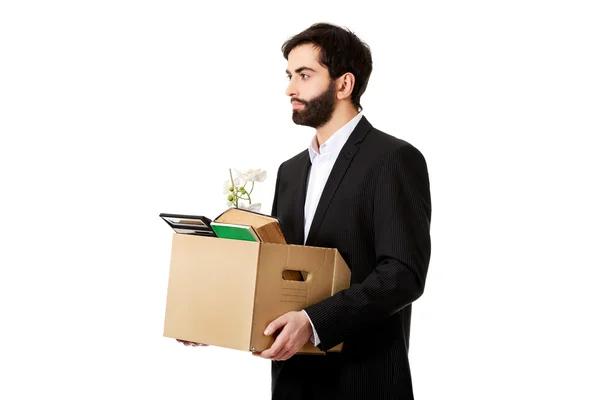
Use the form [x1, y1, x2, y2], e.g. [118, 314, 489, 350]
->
[282, 269, 309, 281]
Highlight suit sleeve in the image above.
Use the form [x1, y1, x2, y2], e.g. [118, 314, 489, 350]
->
[303, 144, 432, 351]
[271, 163, 283, 216]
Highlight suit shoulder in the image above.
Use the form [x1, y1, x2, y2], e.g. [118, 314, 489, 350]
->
[367, 127, 427, 162]
[277, 149, 308, 172]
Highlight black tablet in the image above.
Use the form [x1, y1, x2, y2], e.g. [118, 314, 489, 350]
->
[159, 213, 216, 236]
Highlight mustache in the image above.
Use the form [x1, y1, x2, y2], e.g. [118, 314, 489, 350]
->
[291, 98, 308, 105]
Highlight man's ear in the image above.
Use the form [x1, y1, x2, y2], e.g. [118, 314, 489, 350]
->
[336, 73, 356, 101]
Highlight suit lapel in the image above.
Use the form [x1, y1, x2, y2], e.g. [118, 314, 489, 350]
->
[305, 116, 373, 245]
[292, 151, 311, 245]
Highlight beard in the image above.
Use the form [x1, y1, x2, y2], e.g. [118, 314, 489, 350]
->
[291, 81, 336, 128]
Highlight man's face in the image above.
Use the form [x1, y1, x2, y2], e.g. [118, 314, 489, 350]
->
[285, 44, 337, 128]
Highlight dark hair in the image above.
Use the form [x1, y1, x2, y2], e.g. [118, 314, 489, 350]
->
[282, 23, 373, 112]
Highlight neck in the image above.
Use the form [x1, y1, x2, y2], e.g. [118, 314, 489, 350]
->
[315, 104, 359, 147]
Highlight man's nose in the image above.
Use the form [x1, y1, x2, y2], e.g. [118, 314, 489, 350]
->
[285, 80, 297, 98]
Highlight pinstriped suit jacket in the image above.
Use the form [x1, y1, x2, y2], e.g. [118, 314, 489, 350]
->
[270, 116, 432, 400]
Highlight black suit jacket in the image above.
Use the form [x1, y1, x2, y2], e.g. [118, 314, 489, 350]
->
[270, 116, 432, 400]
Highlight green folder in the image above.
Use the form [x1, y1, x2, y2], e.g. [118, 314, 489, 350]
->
[209, 222, 260, 242]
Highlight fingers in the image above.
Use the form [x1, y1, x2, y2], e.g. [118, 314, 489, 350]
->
[260, 313, 291, 359]
[176, 339, 207, 347]
[278, 350, 295, 361]
[273, 346, 291, 361]
[259, 312, 312, 360]
[273, 336, 301, 361]
[260, 330, 288, 359]
[254, 346, 294, 361]
[264, 314, 289, 336]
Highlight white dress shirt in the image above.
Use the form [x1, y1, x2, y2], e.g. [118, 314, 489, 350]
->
[302, 112, 363, 346]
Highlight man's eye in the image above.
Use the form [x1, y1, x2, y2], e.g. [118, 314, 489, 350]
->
[301, 74, 309, 79]
[286, 75, 291, 81]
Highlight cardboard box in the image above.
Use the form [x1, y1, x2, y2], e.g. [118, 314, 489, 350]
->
[163, 234, 350, 354]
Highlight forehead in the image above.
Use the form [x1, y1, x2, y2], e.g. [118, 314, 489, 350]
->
[286, 44, 326, 73]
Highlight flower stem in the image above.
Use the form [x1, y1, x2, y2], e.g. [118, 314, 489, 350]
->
[229, 168, 238, 208]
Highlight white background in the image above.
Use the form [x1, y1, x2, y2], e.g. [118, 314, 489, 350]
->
[1, 1, 599, 399]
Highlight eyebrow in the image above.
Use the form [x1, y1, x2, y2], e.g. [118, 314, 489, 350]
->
[285, 67, 317, 75]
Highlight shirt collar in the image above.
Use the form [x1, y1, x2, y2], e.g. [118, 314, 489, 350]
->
[308, 112, 363, 163]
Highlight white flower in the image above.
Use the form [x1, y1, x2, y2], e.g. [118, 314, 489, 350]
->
[234, 168, 267, 184]
[238, 201, 261, 212]
[247, 169, 267, 183]
[225, 168, 266, 211]
[234, 169, 249, 185]
[247, 202, 261, 211]
[223, 177, 240, 195]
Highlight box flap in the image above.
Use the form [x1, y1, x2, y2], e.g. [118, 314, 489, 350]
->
[331, 251, 351, 295]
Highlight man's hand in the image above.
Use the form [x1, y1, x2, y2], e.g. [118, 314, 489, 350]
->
[254, 311, 312, 361]
[176, 339, 208, 347]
